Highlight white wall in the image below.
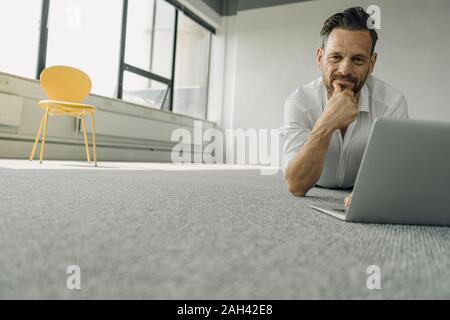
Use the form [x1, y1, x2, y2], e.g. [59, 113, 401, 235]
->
[219, 0, 450, 136]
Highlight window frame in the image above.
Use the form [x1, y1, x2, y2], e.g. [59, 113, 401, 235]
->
[34, 0, 215, 118]
[36, 0, 50, 79]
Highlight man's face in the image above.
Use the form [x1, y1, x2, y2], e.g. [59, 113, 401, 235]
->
[317, 28, 377, 98]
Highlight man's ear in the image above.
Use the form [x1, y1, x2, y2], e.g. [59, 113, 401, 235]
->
[316, 47, 324, 67]
[369, 52, 378, 74]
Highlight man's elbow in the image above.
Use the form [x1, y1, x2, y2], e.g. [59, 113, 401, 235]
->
[285, 164, 312, 197]
[287, 183, 308, 197]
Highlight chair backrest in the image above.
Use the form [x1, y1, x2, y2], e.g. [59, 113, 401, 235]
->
[40, 66, 92, 103]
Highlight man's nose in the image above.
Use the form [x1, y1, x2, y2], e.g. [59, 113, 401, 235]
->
[338, 58, 354, 76]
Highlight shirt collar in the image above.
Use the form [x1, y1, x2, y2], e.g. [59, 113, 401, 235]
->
[358, 83, 370, 113]
[321, 79, 370, 113]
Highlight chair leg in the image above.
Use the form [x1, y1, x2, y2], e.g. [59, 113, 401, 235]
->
[90, 111, 97, 167]
[39, 108, 50, 164]
[81, 115, 91, 163]
[29, 115, 45, 161]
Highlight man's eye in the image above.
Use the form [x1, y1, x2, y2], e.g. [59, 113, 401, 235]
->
[353, 58, 366, 64]
[329, 56, 341, 61]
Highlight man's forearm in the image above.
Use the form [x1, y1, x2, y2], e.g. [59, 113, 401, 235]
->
[286, 122, 334, 196]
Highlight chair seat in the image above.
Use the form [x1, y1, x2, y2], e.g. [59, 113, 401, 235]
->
[39, 100, 96, 116]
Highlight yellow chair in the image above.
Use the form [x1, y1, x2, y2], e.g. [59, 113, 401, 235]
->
[29, 66, 97, 166]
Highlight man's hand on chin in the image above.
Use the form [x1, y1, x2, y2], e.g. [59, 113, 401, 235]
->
[344, 192, 353, 209]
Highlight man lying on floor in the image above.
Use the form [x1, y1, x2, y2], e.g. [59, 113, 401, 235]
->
[281, 7, 408, 206]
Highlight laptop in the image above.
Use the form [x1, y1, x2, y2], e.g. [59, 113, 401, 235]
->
[308, 118, 450, 226]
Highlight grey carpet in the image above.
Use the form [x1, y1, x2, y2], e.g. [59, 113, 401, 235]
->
[0, 167, 449, 299]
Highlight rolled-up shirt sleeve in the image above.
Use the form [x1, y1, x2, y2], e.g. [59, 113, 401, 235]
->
[280, 98, 313, 179]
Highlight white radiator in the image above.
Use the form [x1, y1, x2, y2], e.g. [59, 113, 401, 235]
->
[0, 93, 23, 127]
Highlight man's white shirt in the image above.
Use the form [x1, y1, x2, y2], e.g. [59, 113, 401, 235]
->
[281, 75, 408, 188]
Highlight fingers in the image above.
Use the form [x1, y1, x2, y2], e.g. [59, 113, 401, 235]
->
[344, 193, 353, 208]
[333, 81, 355, 97]
[341, 86, 355, 96]
[342, 89, 357, 102]
[332, 81, 342, 93]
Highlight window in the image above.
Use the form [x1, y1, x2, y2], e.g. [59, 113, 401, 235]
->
[121, 0, 175, 110]
[0, 0, 214, 119]
[125, 0, 175, 79]
[45, 0, 122, 98]
[0, 0, 42, 78]
[121, 0, 213, 117]
[173, 13, 212, 119]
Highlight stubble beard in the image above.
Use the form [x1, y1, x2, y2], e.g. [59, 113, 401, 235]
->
[324, 72, 369, 99]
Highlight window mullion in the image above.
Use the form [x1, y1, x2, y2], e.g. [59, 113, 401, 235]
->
[169, 9, 178, 111]
[117, 0, 128, 99]
[149, 0, 157, 75]
[36, 0, 50, 79]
